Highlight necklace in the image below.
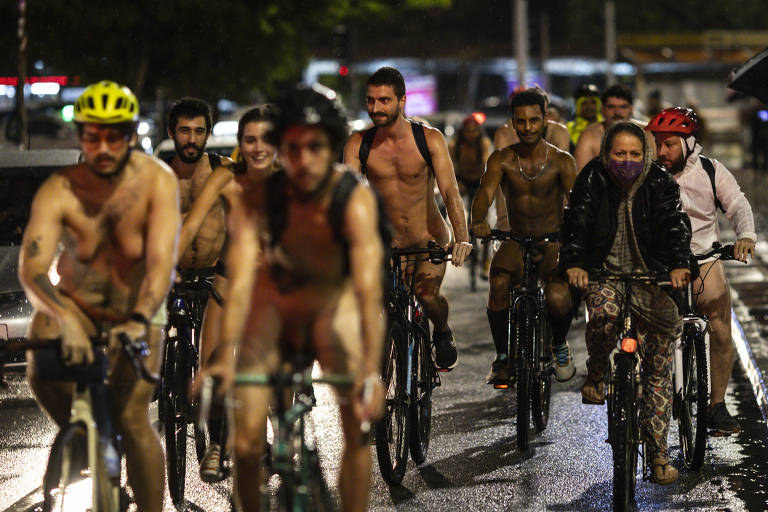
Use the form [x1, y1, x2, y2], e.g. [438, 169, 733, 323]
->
[517, 143, 549, 181]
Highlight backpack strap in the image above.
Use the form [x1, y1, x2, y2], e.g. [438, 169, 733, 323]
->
[265, 169, 289, 247]
[699, 155, 725, 213]
[208, 152, 222, 170]
[358, 128, 378, 175]
[328, 171, 361, 245]
[410, 120, 434, 175]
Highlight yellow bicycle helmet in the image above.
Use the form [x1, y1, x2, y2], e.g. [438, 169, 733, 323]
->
[74, 80, 139, 124]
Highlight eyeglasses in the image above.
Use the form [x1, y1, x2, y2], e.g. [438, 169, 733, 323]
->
[80, 131, 130, 149]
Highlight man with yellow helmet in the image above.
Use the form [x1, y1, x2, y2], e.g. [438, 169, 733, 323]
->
[19, 80, 179, 512]
[566, 83, 603, 148]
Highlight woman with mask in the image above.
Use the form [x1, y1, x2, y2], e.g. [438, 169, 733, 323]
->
[559, 121, 694, 485]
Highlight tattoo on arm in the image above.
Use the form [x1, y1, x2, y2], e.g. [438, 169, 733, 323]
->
[27, 237, 41, 258]
[33, 273, 62, 306]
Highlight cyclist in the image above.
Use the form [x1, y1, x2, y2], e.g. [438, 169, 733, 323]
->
[471, 88, 578, 385]
[495, 86, 571, 152]
[566, 83, 603, 149]
[574, 84, 654, 171]
[178, 105, 281, 480]
[449, 114, 492, 278]
[164, 97, 234, 480]
[344, 66, 472, 371]
[202, 85, 385, 512]
[561, 121, 693, 485]
[646, 107, 756, 435]
[19, 80, 180, 512]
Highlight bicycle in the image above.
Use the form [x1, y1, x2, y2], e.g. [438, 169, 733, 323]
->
[0, 332, 159, 512]
[228, 362, 357, 512]
[160, 267, 225, 506]
[587, 271, 674, 511]
[484, 230, 556, 451]
[375, 242, 449, 484]
[674, 242, 739, 470]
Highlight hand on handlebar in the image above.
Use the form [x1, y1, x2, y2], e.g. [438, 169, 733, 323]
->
[59, 313, 94, 366]
[354, 374, 385, 429]
[733, 238, 755, 263]
[193, 346, 235, 399]
[669, 268, 691, 289]
[450, 241, 473, 267]
[109, 320, 147, 364]
[566, 267, 589, 290]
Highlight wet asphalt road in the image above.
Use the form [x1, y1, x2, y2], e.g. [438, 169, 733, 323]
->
[1, 264, 768, 511]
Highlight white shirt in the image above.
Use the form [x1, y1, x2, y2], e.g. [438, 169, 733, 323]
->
[672, 144, 756, 259]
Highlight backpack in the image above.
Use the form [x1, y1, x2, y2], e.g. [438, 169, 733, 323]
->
[358, 120, 434, 175]
[265, 169, 392, 274]
[700, 155, 725, 213]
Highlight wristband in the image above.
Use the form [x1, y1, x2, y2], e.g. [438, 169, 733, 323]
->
[129, 312, 150, 328]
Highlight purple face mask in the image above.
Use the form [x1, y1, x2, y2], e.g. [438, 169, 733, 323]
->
[607, 159, 644, 186]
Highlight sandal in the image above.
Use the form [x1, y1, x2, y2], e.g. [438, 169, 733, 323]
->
[581, 375, 605, 405]
[648, 455, 678, 485]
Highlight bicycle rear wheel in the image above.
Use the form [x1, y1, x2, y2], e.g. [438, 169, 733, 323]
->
[532, 312, 553, 433]
[375, 318, 409, 484]
[161, 336, 189, 507]
[515, 298, 533, 451]
[678, 324, 708, 470]
[409, 311, 433, 464]
[611, 355, 639, 512]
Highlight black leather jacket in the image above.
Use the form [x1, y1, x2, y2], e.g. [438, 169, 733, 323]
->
[559, 158, 694, 277]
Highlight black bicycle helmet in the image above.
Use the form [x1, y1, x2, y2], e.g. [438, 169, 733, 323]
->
[273, 84, 349, 152]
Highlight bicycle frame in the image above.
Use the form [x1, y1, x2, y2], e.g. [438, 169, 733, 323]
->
[674, 284, 711, 400]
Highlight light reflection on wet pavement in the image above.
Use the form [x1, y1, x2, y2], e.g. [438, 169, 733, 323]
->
[1, 264, 767, 511]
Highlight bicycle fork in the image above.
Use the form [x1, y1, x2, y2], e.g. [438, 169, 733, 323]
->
[673, 318, 711, 401]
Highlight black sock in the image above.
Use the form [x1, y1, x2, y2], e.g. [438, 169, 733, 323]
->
[487, 308, 511, 359]
[549, 310, 574, 347]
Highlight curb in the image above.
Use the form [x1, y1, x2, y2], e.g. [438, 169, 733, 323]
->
[729, 287, 768, 424]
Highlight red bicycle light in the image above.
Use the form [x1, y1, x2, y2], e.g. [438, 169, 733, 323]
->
[472, 112, 487, 124]
[621, 337, 638, 353]
[494, 383, 509, 389]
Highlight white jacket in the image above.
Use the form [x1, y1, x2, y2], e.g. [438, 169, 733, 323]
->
[672, 144, 756, 260]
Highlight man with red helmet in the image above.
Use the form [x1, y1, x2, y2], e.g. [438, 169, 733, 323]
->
[646, 107, 756, 435]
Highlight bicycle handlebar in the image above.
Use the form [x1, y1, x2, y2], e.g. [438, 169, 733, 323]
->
[0, 334, 160, 384]
[391, 241, 451, 265]
[171, 278, 223, 306]
[695, 242, 738, 262]
[587, 272, 672, 287]
[483, 230, 560, 244]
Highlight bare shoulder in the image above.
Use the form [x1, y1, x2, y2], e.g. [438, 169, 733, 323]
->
[133, 152, 178, 189]
[37, 165, 77, 199]
[423, 124, 447, 143]
[548, 120, 569, 136]
[487, 146, 511, 166]
[345, 130, 364, 149]
[581, 121, 604, 139]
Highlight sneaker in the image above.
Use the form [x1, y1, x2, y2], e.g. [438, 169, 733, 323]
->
[433, 327, 458, 371]
[200, 444, 224, 483]
[486, 357, 514, 387]
[707, 402, 741, 436]
[552, 341, 576, 382]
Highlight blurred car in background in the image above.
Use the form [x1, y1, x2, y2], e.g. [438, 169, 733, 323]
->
[0, 104, 79, 151]
[0, 150, 81, 355]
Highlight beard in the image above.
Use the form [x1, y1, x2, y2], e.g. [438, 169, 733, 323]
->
[369, 105, 400, 127]
[663, 154, 686, 174]
[86, 149, 131, 180]
[174, 140, 205, 163]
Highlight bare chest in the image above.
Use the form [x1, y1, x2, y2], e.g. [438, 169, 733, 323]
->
[275, 201, 344, 278]
[64, 184, 148, 263]
[502, 159, 560, 197]
[366, 141, 430, 187]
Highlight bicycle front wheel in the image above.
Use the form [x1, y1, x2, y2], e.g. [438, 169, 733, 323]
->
[161, 337, 189, 507]
[409, 312, 433, 464]
[532, 312, 553, 433]
[678, 324, 709, 470]
[375, 318, 409, 484]
[611, 355, 639, 512]
[515, 298, 533, 451]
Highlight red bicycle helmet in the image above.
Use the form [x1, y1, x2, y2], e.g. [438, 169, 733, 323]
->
[645, 107, 700, 138]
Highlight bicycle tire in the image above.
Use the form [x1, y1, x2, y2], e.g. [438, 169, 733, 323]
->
[469, 235, 478, 292]
[161, 336, 188, 507]
[611, 354, 639, 512]
[306, 449, 337, 512]
[515, 298, 532, 451]
[409, 311, 433, 464]
[375, 318, 409, 484]
[532, 310, 552, 433]
[43, 421, 89, 512]
[678, 324, 708, 470]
